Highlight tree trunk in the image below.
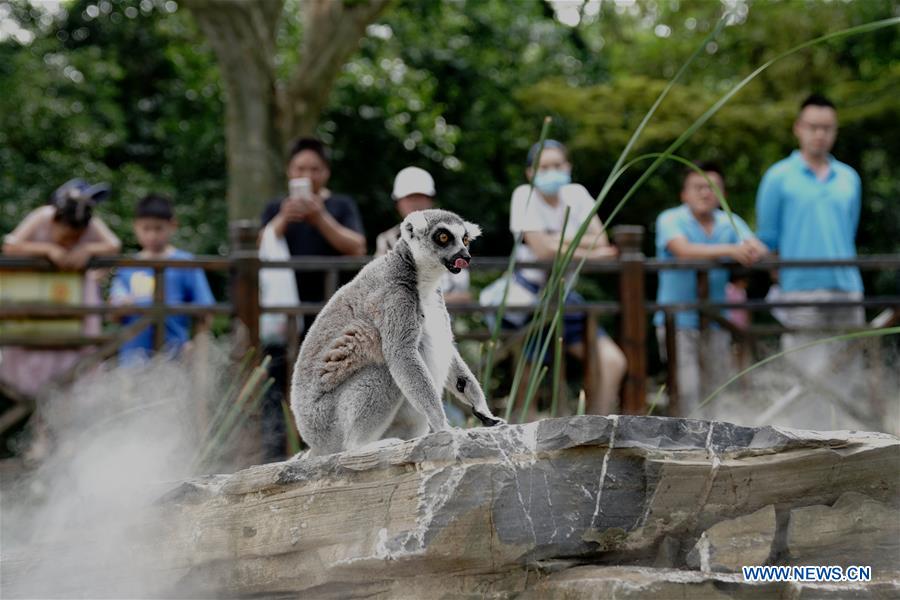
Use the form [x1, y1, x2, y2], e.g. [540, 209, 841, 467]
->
[186, 0, 285, 222]
[281, 0, 391, 137]
[185, 0, 390, 223]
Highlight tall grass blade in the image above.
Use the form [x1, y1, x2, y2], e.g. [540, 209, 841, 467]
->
[509, 207, 572, 418]
[550, 286, 566, 418]
[282, 399, 302, 456]
[518, 365, 548, 423]
[483, 116, 553, 393]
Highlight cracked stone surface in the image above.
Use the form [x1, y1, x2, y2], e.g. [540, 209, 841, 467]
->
[686, 504, 776, 573]
[7, 416, 899, 598]
[152, 416, 899, 598]
[786, 491, 900, 571]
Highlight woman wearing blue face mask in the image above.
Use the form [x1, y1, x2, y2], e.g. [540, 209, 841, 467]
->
[507, 139, 626, 416]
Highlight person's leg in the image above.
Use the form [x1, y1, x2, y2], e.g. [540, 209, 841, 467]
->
[780, 290, 865, 380]
[595, 336, 626, 414]
[565, 335, 626, 416]
[657, 325, 702, 417]
[699, 328, 733, 418]
[675, 329, 701, 418]
[559, 289, 624, 415]
[822, 291, 865, 390]
[779, 291, 828, 379]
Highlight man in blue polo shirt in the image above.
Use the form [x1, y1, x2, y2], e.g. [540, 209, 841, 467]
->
[656, 162, 766, 417]
[756, 94, 864, 378]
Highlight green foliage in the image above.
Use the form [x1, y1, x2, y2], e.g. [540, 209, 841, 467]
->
[1, 0, 897, 283]
[320, 0, 606, 254]
[0, 0, 227, 256]
[516, 0, 900, 270]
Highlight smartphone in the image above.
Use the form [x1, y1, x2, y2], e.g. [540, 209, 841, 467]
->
[289, 177, 312, 200]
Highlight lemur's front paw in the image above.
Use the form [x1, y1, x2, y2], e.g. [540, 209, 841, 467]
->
[474, 410, 505, 427]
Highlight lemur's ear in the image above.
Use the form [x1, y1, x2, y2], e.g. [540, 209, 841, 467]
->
[464, 221, 482, 240]
[401, 211, 428, 241]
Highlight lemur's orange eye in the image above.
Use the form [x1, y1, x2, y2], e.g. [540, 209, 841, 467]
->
[462, 235, 469, 246]
[438, 232, 449, 244]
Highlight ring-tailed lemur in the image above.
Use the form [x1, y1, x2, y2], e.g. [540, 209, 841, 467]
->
[291, 209, 504, 456]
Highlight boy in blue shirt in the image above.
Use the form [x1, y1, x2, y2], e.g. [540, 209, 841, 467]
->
[756, 94, 864, 378]
[111, 194, 215, 364]
[655, 162, 766, 416]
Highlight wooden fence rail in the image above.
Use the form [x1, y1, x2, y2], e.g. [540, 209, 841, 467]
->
[1, 224, 898, 420]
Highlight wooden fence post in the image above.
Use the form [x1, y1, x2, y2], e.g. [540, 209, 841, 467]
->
[152, 266, 166, 352]
[230, 220, 261, 351]
[612, 225, 646, 415]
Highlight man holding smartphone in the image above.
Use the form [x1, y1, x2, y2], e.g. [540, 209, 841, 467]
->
[261, 137, 366, 305]
[259, 137, 366, 461]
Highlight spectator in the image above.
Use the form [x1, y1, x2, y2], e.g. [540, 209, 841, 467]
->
[654, 163, 765, 416]
[375, 166, 471, 303]
[508, 139, 626, 416]
[258, 137, 366, 460]
[0, 179, 121, 396]
[109, 194, 215, 365]
[756, 94, 864, 377]
[261, 137, 366, 304]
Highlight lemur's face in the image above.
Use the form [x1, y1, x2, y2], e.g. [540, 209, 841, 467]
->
[400, 209, 481, 275]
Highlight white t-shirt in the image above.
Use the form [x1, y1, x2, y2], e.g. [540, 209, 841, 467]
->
[509, 183, 596, 285]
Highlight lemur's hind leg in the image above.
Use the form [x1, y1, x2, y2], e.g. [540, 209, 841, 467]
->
[382, 399, 430, 440]
[318, 321, 383, 391]
[335, 365, 406, 451]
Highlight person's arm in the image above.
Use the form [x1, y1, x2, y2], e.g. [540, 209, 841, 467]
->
[573, 214, 618, 255]
[442, 269, 472, 304]
[443, 290, 473, 304]
[57, 217, 122, 269]
[510, 186, 608, 260]
[523, 188, 618, 261]
[258, 197, 308, 242]
[311, 210, 366, 256]
[849, 170, 862, 238]
[666, 236, 760, 267]
[522, 229, 617, 261]
[755, 169, 782, 253]
[2, 208, 62, 260]
[306, 196, 366, 256]
[81, 217, 121, 255]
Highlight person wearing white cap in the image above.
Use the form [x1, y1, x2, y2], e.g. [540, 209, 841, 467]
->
[375, 166, 472, 303]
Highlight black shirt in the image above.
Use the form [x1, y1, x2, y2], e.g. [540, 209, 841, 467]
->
[261, 193, 365, 303]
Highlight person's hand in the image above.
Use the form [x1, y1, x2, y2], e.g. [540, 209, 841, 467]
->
[279, 197, 309, 223]
[729, 242, 760, 267]
[590, 245, 619, 260]
[61, 247, 92, 270]
[46, 244, 68, 268]
[298, 193, 325, 224]
[745, 237, 769, 258]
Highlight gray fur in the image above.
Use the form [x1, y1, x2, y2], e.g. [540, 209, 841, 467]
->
[291, 209, 503, 456]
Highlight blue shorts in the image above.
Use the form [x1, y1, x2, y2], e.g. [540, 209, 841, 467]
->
[503, 274, 606, 359]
